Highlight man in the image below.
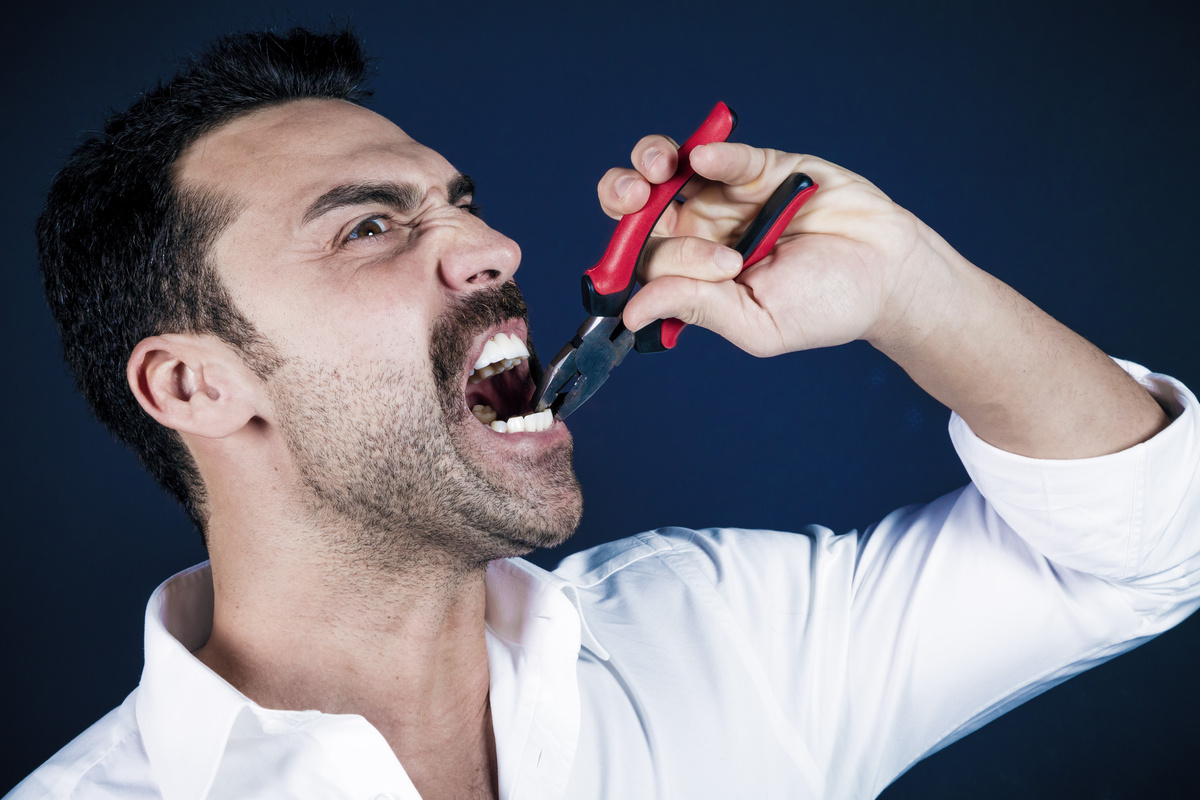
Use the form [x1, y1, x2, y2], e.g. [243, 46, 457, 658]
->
[10, 24, 1199, 800]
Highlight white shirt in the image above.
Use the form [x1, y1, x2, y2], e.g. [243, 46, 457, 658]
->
[10, 361, 1200, 800]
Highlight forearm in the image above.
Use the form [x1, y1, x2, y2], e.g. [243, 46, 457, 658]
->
[869, 218, 1169, 459]
[600, 140, 1171, 457]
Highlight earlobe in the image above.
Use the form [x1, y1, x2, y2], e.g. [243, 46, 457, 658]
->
[128, 334, 263, 439]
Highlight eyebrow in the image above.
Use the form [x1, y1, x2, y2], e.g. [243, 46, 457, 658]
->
[302, 173, 476, 225]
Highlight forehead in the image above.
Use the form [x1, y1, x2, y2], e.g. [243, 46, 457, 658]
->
[175, 98, 453, 203]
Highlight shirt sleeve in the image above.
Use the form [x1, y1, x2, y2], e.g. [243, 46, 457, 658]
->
[696, 361, 1200, 799]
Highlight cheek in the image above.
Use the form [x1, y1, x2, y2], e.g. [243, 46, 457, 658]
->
[343, 272, 439, 360]
[295, 309, 429, 365]
[275, 274, 439, 363]
[215, 230, 443, 365]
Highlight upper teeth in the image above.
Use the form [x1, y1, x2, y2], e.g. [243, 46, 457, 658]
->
[469, 332, 530, 384]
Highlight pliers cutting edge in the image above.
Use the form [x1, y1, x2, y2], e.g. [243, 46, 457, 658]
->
[533, 102, 818, 421]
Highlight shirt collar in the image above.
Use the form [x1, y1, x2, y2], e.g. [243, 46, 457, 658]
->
[134, 556, 604, 800]
[485, 557, 610, 661]
[135, 561, 247, 800]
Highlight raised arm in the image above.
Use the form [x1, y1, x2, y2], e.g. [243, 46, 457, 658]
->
[599, 138, 1169, 457]
[597, 135, 1199, 797]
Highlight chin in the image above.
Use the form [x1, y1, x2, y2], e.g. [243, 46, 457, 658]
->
[464, 434, 583, 557]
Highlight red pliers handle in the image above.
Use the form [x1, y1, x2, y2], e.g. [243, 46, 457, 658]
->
[581, 102, 817, 352]
[581, 102, 739, 317]
[532, 103, 818, 420]
[635, 170, 816, 352]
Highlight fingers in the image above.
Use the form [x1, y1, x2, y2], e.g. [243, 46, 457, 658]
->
[689, 143, 847, 199]
[690, 141, 774, 187]
[598, 167, 651, 220]
[622, 275, 734, 337]
[601, 136, 858, 220]
[621, 275, 782, 358]
[632, 134, 681, 183]
[597, 134, 681, 220]
[638, 235, 743, 284]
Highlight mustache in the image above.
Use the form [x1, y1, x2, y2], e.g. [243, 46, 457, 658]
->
[430, 281, 535, 409]
[437, 280, 529, 340]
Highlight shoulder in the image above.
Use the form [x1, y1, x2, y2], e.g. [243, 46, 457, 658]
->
[6, 691, 159, 799]
[553, 525, 862, 610]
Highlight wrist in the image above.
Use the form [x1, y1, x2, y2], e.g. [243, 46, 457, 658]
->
[864, 213, 970, 365]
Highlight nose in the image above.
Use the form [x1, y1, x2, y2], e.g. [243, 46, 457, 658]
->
[438, 215, 522, 292]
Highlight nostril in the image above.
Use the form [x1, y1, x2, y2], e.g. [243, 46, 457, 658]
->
[469, 269, 502, 284]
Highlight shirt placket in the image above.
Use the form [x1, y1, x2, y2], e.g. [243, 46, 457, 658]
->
[485, 577, 583, 800]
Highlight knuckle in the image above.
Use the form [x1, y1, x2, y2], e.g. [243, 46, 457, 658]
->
[679, 236, 706, 268]
[637, 239, 666, 280]
[681, 279, 707, 325]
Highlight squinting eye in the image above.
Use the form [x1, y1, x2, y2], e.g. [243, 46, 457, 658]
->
[347, 217, 390, 241]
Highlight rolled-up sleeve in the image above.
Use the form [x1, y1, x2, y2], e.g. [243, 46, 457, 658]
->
[830, 360, 1200, 796]
[690, 361, 1200, 798]
[949, 359, 1200, 601]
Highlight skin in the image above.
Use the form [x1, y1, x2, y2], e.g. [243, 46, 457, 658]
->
[130, 99, 581, 799]
[604, 139, 1169, 458]
[126, 99, 1168, 799]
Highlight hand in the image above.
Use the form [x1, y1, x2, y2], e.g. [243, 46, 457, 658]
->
[598, 136, 954, 357]
[600, 133, 1168, 457]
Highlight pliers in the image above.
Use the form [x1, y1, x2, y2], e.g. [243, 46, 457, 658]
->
[532, 102, 818, 421]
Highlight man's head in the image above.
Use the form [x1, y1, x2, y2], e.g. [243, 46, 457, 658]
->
[39, 28, 582, 562]
[39, 27, 371, 531]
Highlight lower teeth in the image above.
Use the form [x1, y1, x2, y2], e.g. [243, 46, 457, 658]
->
[470, 406, 553, 433]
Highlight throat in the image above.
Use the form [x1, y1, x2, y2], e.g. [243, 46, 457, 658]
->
[196, 551, 495, 741]
[385, 695, 499, 800]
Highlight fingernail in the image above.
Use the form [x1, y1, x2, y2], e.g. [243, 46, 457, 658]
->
[714, 248, 742, 272]
[642, 147, 662, 173]
[615, 175, 636, 199]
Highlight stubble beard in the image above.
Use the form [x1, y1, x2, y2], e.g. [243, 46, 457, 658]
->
[269, 282, 582, 575]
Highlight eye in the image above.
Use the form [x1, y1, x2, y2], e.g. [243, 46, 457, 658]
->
[458, 201, 482, 217]
[346, 216, 392, 242]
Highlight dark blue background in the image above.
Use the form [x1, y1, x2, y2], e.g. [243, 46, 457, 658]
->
[3, 0, 1198, 796]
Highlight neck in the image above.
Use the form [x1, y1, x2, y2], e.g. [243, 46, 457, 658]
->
[195, 509, 498, 798]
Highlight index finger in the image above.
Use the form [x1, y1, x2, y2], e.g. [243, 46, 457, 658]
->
[690, 143, 856, 200]
[689, 142, 793, 192]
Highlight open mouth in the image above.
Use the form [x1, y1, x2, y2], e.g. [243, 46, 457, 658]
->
[464, 330, 554, 434]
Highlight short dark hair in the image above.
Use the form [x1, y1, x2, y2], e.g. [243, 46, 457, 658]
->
[37, 27, 374, 536]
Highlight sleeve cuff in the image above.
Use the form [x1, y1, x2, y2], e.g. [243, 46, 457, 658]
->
[947, 359, 1200, 582]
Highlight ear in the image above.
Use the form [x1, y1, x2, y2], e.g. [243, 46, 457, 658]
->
[127, 334, 265, 439]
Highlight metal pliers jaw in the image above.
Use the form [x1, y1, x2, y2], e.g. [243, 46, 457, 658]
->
[534, 315, 634, 419]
